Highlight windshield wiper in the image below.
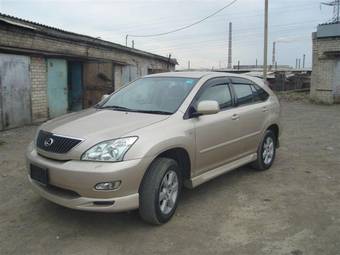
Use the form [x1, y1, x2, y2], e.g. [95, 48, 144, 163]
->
[100, 106, 172, 115]
[100, 105, 132, 111]
[132, 110, 172, 115]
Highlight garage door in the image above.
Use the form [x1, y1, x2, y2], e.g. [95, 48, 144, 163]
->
[0, 53, 31, 130]
[334, 60, 340, 96]
[47, 59, 68, 118]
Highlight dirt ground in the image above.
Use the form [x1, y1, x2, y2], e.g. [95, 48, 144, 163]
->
[0, 100, 339, 255]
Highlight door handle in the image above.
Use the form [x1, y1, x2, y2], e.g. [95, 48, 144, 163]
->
[262, 106, 268, 112]
[231, 114, 240, 120]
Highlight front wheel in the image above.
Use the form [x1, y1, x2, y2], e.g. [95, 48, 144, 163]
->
[252, 130, 277, 170]
[139, 158, 182, 225]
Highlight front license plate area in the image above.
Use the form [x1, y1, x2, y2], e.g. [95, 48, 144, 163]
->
[30, 164, 49, 186]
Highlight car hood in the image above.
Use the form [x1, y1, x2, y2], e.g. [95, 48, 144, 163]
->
[41, 108, 170, 142]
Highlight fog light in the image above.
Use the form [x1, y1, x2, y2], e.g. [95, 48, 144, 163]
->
[95, 181, 121, 191]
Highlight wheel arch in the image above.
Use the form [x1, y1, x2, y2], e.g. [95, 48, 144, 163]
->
[266, 123, 280, 147]
[139, 147, 192, 193]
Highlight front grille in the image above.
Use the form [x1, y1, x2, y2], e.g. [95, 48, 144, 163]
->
[36, 130, 82, 154]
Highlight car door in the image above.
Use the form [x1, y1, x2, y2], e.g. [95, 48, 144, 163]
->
[190, 78, 244, 175]
[231, 78, 269, 155]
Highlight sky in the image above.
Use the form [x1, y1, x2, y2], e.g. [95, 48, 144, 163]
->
[0, 0, 334, 69]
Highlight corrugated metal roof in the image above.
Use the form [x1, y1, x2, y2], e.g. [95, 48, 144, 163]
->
[0, 13, 178, 65]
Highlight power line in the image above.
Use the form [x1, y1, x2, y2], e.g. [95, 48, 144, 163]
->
[127, 0, 239, 38]
[112, 2, 313, 35]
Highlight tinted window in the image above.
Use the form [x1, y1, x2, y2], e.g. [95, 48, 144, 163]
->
[233, 84, 253, 106]
[197, 84, 232, 109]
[252, 84, 269, 102]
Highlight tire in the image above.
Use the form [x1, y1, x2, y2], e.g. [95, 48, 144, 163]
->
[252, 129, 277, 171]
[139, 157, 182, 225]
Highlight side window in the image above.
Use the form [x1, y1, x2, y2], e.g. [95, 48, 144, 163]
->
[196, 83, 232, 109]
[251, 85, 261, 102]
[233, 84, 254, 106]
[253, 84, 270, 102]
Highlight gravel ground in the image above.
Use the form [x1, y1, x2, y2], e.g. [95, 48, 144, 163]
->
[0, 100, 340, 255]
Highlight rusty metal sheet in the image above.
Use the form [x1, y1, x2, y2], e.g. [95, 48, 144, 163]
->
[0, 53, 31, 130]
[83, 62, 114, 108]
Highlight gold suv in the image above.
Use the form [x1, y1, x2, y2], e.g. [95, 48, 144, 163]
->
[27, 72, 281, 224]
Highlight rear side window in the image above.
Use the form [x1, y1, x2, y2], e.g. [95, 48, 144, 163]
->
[196, 83, 232, 109]
[233, 84, 253, 106]
[252, 84, 269, 102]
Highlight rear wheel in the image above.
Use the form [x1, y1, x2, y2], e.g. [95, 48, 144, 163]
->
[252, 130, 276, 170]
[139, 157, 182, 225]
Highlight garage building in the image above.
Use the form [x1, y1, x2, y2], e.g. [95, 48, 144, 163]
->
[311, 21, 340, 104]
[0, 13, 177, 130]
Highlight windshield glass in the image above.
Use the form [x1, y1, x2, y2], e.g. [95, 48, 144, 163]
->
[100, 77, 198, 114]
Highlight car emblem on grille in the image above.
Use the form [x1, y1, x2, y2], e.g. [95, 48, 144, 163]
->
[44, 138, 54, 147]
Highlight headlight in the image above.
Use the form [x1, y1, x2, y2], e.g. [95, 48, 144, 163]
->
[81, 137, 138, 162]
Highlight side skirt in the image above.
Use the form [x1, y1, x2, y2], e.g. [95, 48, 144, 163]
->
[184, 153, 257, 188]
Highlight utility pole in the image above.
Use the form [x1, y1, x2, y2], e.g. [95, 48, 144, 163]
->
[227, 22, 233, 69]
[125, 35, 128, 47]
[132, 40, 135, 49]
[298, 59, 301, 69]
[263, 0, 269, 80]
[321, 0, 340, 23]
[188, 61, 191, 70]
[303, 54, 306, 68]
[256, 58, 258, 68]
[272, 41, 276, 66]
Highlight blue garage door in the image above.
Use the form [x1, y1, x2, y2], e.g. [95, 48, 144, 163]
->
[47, 59, 68, 118]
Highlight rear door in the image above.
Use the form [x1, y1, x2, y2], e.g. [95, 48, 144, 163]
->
[191, 78, 244, 175]
[231, 78, 270, 154]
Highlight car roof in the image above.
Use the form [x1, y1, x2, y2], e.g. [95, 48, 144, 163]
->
[145, 71, 266, 88]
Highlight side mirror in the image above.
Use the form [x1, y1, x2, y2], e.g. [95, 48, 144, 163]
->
[101, 94, 109, 101]
[196, 100, 220, 116]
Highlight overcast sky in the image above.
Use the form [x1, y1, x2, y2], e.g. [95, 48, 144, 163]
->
[0, 0, 333, 69]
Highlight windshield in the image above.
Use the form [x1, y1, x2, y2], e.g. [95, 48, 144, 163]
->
[99, 77, 198, 114]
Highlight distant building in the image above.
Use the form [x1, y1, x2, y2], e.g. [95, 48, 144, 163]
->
[0, 13, 177, 130]
[311, 22, 340, 104]
[232, 65, 291, 70]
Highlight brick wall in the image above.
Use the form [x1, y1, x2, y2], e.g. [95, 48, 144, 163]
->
[30, 57, 48, 121]
[0, 24, 176, 125]
[310, 36, 340, 104]
[0, 26, 174, 73]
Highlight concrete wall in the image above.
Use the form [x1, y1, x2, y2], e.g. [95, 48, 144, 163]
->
[310, 35, 340, 104]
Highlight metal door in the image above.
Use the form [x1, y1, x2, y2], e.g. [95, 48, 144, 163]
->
[122, 65, 138, 85]
[47, 59, 68, 118]
[334, 60, 340, 96]
[69, 62, 83, 111]
[0, 53, 31, 130]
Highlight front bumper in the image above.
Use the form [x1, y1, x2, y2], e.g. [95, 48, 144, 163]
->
[26, 145, 152, 212]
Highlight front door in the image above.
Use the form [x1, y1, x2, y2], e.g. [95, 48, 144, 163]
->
[47, 59, 68, 118]
[192, 78, 243, 175]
